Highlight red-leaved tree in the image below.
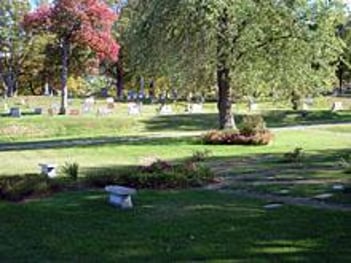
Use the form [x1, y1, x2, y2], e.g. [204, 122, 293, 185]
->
[23, 0, 120, 114]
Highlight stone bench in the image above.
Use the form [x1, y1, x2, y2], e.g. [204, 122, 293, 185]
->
[39, 163, 57, 178]
[105, 185, 137, 209]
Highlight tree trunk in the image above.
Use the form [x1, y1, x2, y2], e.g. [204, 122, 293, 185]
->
[116, 60, 124, 100]
[337, 61, 343, 95]
[217, 8, 235, 130]
[59, 39, 69, 115]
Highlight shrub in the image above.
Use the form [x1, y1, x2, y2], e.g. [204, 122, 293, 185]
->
[118, 160, 214, 189]
[61, 162, 79, 181]
[338, 155, 351, 174]
[191, 149, 212, 162]
[239, 115, 267, 136]
[0, 174, 59, 201]
[283, 148, 304, 163]
[83, 174, 119, 188]
[202, 129, 273, 145]
[141, 159, 172, 173]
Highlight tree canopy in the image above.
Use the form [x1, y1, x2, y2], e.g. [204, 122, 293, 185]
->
[124, 0, 346, 128]
[23, 0, 120, 113]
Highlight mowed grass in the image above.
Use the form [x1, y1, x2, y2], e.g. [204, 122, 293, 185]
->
[0, 96, 350, 142]
[0, 97, 351, 261]
[1, 190, 351, 262]
[0, 128, 350, 176]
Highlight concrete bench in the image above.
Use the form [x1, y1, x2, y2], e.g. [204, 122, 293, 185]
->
[105, 185, 137, 209]
[39, 163, 57, 178]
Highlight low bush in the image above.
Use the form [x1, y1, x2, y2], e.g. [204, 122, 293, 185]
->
[239, 115, 267, 136]
[61, 162, 79, 181]
[283, 148, 304, 163]
[190, 149, 212, 162]
[338, 155, 351, 174]
[203, 115, 273, 145]
[85, 160, 214, 190]
[202, 129, 273, 145]
[0, 174, 61, 201]
[0, 160, 214, 202]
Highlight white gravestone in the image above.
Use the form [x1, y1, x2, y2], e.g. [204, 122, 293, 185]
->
[128, 103, 141, 115]
[83, 97, 95, 113]
[189, 103, 203, 113]
[159, 105, 173, 115]
[331, 101, 343, 112]
[105, 185, 136, 209]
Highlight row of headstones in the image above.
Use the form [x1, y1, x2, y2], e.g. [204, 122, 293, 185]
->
[247, 99, 345, 112]
[127, 103, 204, 116]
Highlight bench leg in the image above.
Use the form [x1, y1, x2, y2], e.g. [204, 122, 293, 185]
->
[109, 194, 133, 209]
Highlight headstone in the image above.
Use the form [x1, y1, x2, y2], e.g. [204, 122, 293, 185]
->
[301, 103, 309, 111]
[83, 97, 95, 113]
[159, 105, 173, 115]
[39, 163, 57, 178]
[3, 103, 8, 112]
[44, 83, 50, 96]
[34, 108, 43, 115]
[105, 185, 137, 209]
[249, 102, 258, 112]
[189, 103, 203, 113]
[331, 101, 343, 112]
[101, 88, 108, 98]
[128, 103, 141, 115]
[9, 107, 21, 118]
[96, 107, 112, 116]
[106, 97, 115, 109]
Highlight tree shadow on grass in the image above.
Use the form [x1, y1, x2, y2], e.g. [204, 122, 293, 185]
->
[142, 110, 351, 132]
[1, 188, 351, 262]
[0, 135, 201, 152]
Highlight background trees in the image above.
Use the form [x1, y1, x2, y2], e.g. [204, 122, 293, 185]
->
[0, 0, 32, 97]
[124, 0, 345, 129]
[23, 0, 120, 114]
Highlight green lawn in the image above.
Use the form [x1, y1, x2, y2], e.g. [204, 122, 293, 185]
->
[1, 96, 351, 261]
[1, 190, 351, 262]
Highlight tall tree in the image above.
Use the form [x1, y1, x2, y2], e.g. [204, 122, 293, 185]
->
[125, 0, 345, 129]
[23, 0, 120, 114]
[0, 0, 32, 97]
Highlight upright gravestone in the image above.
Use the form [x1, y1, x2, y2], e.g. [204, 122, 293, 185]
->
[101, 88, 108, 98]
[331, 101, 343, 112]
[9, 107, 21, 118]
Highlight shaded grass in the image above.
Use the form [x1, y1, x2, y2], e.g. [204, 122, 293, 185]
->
[0, 190, 351, 262]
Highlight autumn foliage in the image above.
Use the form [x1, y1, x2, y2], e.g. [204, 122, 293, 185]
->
[23, 0, 120, 61]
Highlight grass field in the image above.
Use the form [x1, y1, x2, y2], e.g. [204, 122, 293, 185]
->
[0, 96, 351, 261]
[1, 190, 351, 262]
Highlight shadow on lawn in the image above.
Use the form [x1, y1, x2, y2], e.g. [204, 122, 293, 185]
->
[142, 110, 351, 132]
[1, 149, 351, 261]
[0, 136, 200, 152]
[1, 189, 350, 262]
